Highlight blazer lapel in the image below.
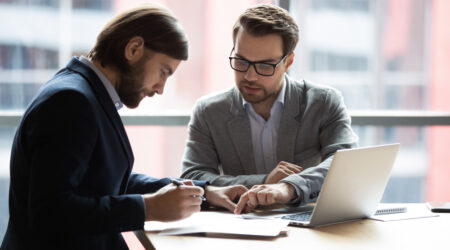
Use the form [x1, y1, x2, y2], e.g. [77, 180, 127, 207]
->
[66, 58, 134, 167]
[227, 89, 257, 174]
[276, 76, 303, 163]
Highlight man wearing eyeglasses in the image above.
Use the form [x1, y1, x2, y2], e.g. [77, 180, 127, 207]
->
[181, 4, 358, 213]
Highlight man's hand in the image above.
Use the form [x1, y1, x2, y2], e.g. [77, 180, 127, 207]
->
[205, 185, 248, 212]
[143, 180, 204, 222]
[234, 183, 297, 214]
[265, 161, 303, 184]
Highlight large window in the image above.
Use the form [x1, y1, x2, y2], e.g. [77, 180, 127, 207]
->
[0, 0, 449, 242]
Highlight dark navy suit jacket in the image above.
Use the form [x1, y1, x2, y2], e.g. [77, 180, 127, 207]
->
[1, 58, 206, 250]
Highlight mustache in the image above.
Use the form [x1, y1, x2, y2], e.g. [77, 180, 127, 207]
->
[239, 80, 260, 87]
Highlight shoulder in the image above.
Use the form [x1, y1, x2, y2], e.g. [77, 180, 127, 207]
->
[286, 75, 343, 102]
[193, 87, 237, 113]
[26, 69, 95, 116]
[47, 68, 93, 95]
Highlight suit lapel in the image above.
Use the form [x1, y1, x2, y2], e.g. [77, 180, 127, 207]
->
[227, 89, 257, 174]
[66, 58, 134, 167]
[276, 76, 303, 163]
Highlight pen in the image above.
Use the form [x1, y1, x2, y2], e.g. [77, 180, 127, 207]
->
[171, 179, 207, 201]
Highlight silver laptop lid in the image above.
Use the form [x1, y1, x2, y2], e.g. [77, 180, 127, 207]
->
[308, 143, 400, 227]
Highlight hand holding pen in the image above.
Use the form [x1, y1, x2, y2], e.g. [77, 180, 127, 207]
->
[171, 179, 207, 201]
[142, 179, 204, 222]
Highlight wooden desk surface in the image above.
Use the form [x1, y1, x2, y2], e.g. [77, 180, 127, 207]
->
[137, 204, 450, 250]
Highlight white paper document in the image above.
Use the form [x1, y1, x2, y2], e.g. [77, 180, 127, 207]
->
[369, 204, 439, 221]
[144, 211, 289, 237]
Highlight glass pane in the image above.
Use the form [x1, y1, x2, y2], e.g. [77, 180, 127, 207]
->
[355, 125, 450, 202]
[289, 0, 432, 111]
[354, 125, 426, 202]
[0, 126, 15, 239]
[289, 0, 450, 203]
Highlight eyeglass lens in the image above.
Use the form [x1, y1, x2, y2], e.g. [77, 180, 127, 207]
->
[230, 58, 275, 76]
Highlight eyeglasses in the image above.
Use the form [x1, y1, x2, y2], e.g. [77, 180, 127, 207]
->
[229, 48, 286, 76]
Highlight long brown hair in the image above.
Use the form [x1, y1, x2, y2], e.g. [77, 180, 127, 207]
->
[88, 4, 188, 73]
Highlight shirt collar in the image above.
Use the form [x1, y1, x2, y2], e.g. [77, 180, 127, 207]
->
[242, 77, 286, 109]
[79, 56, 123, 110]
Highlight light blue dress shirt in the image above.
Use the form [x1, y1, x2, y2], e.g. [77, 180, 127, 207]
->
[79, 56, 123, 110]
[243, 80, 286, 174]
[243, 81, 302, 203]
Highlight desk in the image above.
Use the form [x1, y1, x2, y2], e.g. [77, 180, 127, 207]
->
[136, 204, 450, 250]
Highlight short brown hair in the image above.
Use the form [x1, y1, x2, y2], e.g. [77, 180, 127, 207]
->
[232, 4, 299, 55]
[88, 4, 188, 72]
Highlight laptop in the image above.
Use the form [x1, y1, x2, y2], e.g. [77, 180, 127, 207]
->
[243, 143, 400, 227]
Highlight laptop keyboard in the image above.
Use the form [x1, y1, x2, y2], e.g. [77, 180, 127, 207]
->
[281, 212, 312, 221]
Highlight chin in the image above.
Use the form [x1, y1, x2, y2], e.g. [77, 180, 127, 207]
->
[123, 100, 140, 109]
[124, 104, 138, 109]
[242, 95, 261, 104]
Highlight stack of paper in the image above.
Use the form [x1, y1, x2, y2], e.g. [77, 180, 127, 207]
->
[145, 211, 289, 237]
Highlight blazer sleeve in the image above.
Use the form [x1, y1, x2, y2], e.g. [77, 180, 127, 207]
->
[126, 173, 208, 194]
[281, 87, 358, 204]
[25, 90, 145, 234]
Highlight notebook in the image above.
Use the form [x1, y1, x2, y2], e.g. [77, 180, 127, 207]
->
[243, 143, 400, 227]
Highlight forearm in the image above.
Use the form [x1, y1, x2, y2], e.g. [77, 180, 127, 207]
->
[281, 156, 334, 204]
[30, 193, 146, 234]
[181, 168, 265, 188]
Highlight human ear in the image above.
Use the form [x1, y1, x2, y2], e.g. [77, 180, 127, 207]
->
[124, 36, 145, 64]
[284, 52, 295, 72]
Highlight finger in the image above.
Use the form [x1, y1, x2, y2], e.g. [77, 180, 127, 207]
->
[247, 190, 259, 208]
[182, 186, 204, 197]
[278, 162, 303, 172]
[279, 163, 299, 172]
[265, 190, 276, 204]
[234, 185, 249, 195]
[256, 191, 268, 205]
[182, 180, 194, 186]
[284, 163, 303, 173]
[236, 185, 263, 213]
[234, 193, 249, 214]
[231, 186, 249, 202]
[278, 161, 289, 166]
[244, 202, 256, 213]
[190, 196, 204, 205]
[180, 195, 203, 207]
[257, 188, 277, 205]
[181, 205, 202, 219]
[286, 167, 302, 174]
[219, 197, 237, 212]
[279, 168, 296, 177]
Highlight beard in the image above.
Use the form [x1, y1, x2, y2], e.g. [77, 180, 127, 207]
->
[116, 56, 148, 109]
[238, 80, 280, 104]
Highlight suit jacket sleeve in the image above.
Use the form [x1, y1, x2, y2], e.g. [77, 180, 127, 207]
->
[281, 87, 358, 204]
[26, 90, 145, 234]
[126, 173, 208, 194]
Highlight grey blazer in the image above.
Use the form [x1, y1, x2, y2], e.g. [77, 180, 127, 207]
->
[181, 75, 358, 204]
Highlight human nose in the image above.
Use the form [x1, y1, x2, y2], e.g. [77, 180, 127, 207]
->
[154, 78, 167, 95]
[244, 64, 258, 81]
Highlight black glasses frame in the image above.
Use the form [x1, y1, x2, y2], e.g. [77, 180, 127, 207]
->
[228, 48, 286, 76]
